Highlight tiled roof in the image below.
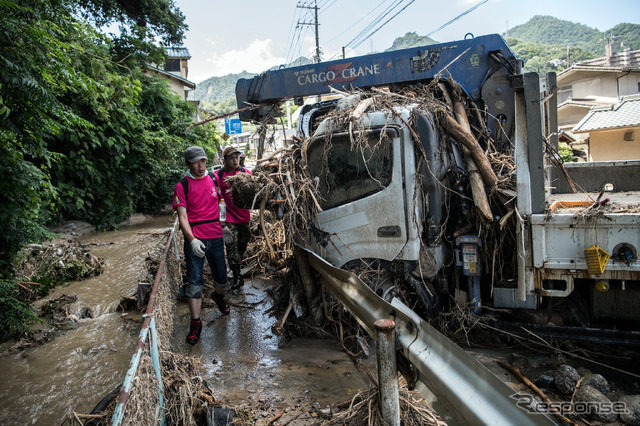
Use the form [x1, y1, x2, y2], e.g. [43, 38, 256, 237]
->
[165, 47, 191, 58]
[573, 95, 640, 133]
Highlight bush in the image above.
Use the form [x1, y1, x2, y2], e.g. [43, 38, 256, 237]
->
[0, 280, 41, 341]
[558, 142, 573, 162]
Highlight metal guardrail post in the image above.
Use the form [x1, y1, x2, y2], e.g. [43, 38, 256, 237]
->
[111, 218, 178, 425]
[149, 316, 166, 426]
[111, 325, 151, 425]
[172, 232, 180, 261]
[374, 319, 400, 426]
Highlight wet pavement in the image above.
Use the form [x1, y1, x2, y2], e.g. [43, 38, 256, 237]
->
[171, 277, 375, 414]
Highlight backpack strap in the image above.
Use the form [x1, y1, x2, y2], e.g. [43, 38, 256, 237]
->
[182, 171, 220, 205]
[180, 176, 189, 204]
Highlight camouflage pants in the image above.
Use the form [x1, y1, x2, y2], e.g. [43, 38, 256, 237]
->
[224, 221, 251, 265]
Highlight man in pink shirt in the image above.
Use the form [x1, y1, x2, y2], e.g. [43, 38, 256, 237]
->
[218, 146, 252, 288]
[173, 146, 230, 345]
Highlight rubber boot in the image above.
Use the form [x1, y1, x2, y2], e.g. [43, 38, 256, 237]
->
[231, 264, 244, 289]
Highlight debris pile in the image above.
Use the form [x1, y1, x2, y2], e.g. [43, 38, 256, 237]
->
[226, 147, 320, 275]
[226, 78, 523, 318]
[15, 242, 103, 296]
[327, 377, 445, 425]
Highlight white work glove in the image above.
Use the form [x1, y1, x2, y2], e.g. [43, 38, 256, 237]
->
[190, 238, 206, 258]
[222, 227, 233, 244]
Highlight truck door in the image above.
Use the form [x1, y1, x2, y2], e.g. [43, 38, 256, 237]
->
[304, 126, 413, 267]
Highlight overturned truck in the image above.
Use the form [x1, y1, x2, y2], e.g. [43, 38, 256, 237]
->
[235, 34, 640, 336]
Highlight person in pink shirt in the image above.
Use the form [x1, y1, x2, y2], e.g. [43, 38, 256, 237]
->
[173, 146, 230, 345]
[218, 146, 252, 288]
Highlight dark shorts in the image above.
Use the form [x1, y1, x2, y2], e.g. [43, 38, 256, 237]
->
[183, 237, 229, 298]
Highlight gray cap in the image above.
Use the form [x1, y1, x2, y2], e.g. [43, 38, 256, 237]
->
[184, 146, 207, 163]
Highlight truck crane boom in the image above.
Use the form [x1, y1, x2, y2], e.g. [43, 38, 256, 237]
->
[236, 34, 521, 137]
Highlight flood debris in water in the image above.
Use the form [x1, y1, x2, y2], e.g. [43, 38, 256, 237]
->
[15, 241, 104, 295]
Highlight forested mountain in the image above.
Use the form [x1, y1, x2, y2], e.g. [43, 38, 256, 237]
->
[506, 15, 640, 56]
[385, 32, 438, 51]
[506, 38, 596, 73]
[192, 71, 256, 103]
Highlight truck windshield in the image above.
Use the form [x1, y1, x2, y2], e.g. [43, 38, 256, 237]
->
[307, 128, 396, 209]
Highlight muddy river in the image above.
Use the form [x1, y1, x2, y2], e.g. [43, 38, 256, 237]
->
[0, 215, 371, 425]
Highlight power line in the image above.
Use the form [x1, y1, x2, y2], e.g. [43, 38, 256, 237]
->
[283, 5, 302, 62]
[288, 23, 310, 65]
[325, 0, 388, 46]
[344, 0, 404, 51]
[325, 0, 393, 61]
[319, 0, 337, 15]
[352, 0, 415, 49]
[296, 0, 321, 63]
[349, 0, 416, 50]
[425, 0, 488, 38]
[284, 5, 307, 65]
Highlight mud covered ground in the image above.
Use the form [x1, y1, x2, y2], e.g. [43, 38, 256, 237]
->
[3, 215, 640, 425]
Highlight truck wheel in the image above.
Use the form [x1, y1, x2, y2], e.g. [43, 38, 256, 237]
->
[403, 273, 440, 318]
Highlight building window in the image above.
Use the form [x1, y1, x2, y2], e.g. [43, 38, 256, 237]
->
[164, 59, 180, 72]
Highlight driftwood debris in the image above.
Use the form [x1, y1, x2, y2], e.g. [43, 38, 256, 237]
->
[444, 114, 498, 187]
[497, 361, 580, 426]
[452, 98, 494, 221]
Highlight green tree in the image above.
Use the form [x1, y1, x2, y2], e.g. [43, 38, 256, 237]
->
[506, 38, 595, 73]
[0, 0, 86, 271]
[78, 0, 187, 45]
[0, 0, 222, 340]
[607, 23, 640, 52]
[558, 142, 573, 163]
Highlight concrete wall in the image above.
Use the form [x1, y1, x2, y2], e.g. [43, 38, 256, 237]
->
[572, 75, 618, 98]
[590, 128, 640, 161]
[558, 105, 591, 129]
[166, 78, 187, 100]
[619, 73, 640, 97]
[551, 160, 640, 193]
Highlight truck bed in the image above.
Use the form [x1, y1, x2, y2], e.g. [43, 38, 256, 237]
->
[545, 190, 640, 214]
[528, 190, 640, 297]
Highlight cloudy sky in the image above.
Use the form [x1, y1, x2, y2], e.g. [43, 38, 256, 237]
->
[174, 0, 640, 82]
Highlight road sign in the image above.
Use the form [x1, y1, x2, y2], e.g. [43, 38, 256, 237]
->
[225, 118, 242, 135]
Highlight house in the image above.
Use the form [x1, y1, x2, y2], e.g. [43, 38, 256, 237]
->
[572, 95, 640, 161]
[144, 47, 196, 101]
[557, 43, 640, 133]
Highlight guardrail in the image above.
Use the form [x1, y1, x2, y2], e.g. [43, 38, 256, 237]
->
[297, 244, 557, 426]
[110, 218, 179, 426]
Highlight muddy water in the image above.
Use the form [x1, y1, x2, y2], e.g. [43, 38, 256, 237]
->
[0, 215, 374, 425]
[0, 215, 175, 426]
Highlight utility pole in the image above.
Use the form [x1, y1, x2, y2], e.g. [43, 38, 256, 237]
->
[297, 0, 320, 63]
